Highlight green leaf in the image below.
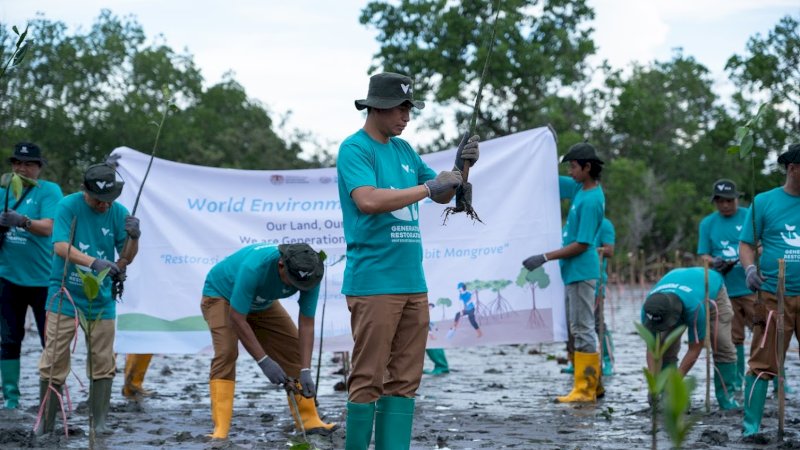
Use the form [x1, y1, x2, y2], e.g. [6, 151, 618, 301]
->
[655, 367, 673, 393]
[634, 322, 656, 352]
[77, 310, 89, 332]
[289, 443, 312, 450]
[12, 42, 29, 67]
[658, 325, 686, 359]
[643, 368, 656, 393]
[95, 267, 111, 284]
[10, 173, 23, 201]
[16, 26, 28, 48]
[77, 268, 102, 301]
[318, 250, 327, 263]
[734, 126, 749, 143]
[12, 25, 19, 35]
[727, 145, 740, 155]
[169, 104, 179, 113]
[738, 134, 754, 159]
[16, 173, 39, 187]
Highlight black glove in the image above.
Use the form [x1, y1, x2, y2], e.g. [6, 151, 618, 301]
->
[299, 368, 316, 398]
[523, 254, 547, 271]
[257, 355, 288, 385]
[90, 258, 121, 277]
[0, 210, 27, 228]
[745, 265, 764, 292]
[125, 215, 141, 239]
[710, 257, 737, 275]
[457, 134, 480, 166]
[424, 171, 462, 204]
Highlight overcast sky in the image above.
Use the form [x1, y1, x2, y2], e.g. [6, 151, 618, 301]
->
[2, 1, 797, 154]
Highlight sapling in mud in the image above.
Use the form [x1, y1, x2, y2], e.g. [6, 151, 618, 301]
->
[635, 322, 689, 450]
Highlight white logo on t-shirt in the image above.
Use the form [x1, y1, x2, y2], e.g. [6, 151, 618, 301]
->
[78, 242, 90, 252]
[720, 240, 738, 258]
[388, 186, 418, 222]
[101, 228, 110, 236]
[782, 224, 800, 248]
[96, 250, 105, 258]
[736, 225, 742, 231]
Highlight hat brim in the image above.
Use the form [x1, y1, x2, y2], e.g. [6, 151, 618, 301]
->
[711, 192, 742, 201]
[9, 156, 47, 166]
[84, 185, 123, 203]
[355, 97, 425, 111]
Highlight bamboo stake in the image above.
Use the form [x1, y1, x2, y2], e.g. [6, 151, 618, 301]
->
[597, 254, 605, 381]
[704, 261, 711, 413]
[777, 258, 786, 441]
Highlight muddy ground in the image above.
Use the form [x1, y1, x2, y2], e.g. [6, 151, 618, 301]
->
[1, 285, 799, 449]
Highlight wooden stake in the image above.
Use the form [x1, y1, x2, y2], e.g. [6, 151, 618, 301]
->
[598, 254, 605, 380]
[704, 261, 711, 414]
[777, 258, 786, 441]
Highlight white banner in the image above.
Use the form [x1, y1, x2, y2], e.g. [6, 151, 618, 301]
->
[113, 127, 566, 353]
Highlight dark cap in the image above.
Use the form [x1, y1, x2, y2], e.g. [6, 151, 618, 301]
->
[561, 142, 603, 163]
[278, 243, 324, 290]
[8, 142, 47, 166]
[83, 164, 124, 202]
[355, 72, 425, 111]
[711, 179, 741, 201]
[777, 143, 800, 165]
[642, 292, 683, 333]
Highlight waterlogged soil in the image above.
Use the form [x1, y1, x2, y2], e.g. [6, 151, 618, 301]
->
[1, 285, 799, 449]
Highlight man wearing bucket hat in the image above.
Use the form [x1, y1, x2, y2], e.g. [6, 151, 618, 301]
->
[739, 143, 800, 436]
[0, 143, 63, 409]
[697, 179, 753, 394]
[522, 142, 605, 403]
[200, 242, 335, 439]
[642, 266, 738, 410]
[36, 162, 140, 435]
[338, 72, 478, 450]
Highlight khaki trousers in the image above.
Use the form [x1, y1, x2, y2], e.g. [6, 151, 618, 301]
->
[38, 313, 116, 384]
[730, 294, 755, 345]
[747, 292, 800, 379]
[346, 294, 429, 403]
[662, 286, 736, 365]
[201, 296, 301, 381]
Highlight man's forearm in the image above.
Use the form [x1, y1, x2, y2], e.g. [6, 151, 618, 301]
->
[298, 315, 315, 369]
[230, 311, 266, 362]
[739, 242, 757, 268]
[679, 345, 703, 376]
[545, 242, 589, 261]
[351, 186, 428, 214]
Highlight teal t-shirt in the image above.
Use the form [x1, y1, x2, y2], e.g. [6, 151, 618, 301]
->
[0, 180, 63, 286]
[203, 243, 319, 317]
[336, 129, 437, 296]
[47, 193, 129, 320]
[641, 267, 724, 343]
[594, 218, 615, 290]
[740, 187, 800, 295]
[558, 176, 605, 284]
[697, 207, 751, 298]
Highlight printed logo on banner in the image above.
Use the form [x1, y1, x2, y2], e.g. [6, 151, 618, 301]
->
[270, 175, 284, 185]
[319, 176, 332, 184]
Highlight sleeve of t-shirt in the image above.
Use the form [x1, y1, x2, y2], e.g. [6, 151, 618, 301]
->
[51, 199, 74, 244]
[416, 155, 437, 184]
[39, 183, 63, 219]
[558, 176, 579, 201]
[338, 143, 376, 195]
[228, 254, 264, 315]
[739, 203, 759, 245]
[686, 302, 706, 343]
[697, 216, 711, 254]
[575, 199, 603, 245]
[114, 204, 130, 255]
[297, 282, 320, 318]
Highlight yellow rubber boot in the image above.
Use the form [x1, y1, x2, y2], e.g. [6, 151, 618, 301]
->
[288, 393, 337, 434]
[122, 354, 154, 398]
[556, 351, 600, 403]
[209, 379, 235, 439]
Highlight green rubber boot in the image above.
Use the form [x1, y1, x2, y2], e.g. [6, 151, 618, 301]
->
[733, 345, 745, 393]
[772, 372, 793, 395]
[90, 378, 113, 434]
[423, 349, 450, 375]
[35, 379, 62, 436]
[345, 401, 375, 450]
[375, 396, 415, 450]
[601, 331, 614, 376]
[714, 362, 740, 410]
[743, 374, 768, 437]
[1, 359, 21, 409]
